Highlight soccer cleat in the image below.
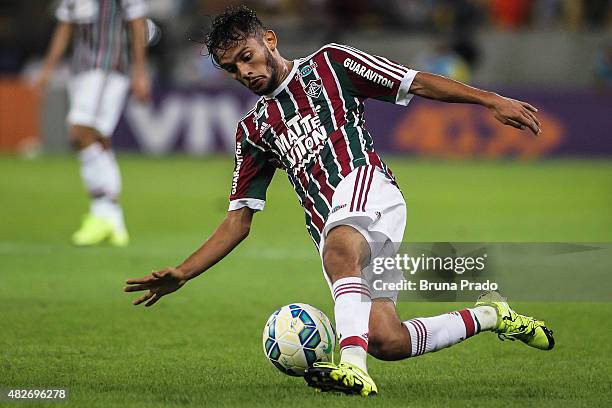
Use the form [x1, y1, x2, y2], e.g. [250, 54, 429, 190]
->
[109, 229, 130, 247]
[72, 214, 114, 246]
[304, 362, 378, 397]
[475, 291, 554, 350]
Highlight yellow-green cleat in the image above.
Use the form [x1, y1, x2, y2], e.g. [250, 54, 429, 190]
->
[109, 229, 130, 247]
[304, 362, 378, 397]
[476, 291, 554, 350]
[72, 214, 129, 247]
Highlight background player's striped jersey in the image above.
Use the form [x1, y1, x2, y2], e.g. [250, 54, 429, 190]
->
[229, 43, 419, 247]
[55, 0, 147, 74]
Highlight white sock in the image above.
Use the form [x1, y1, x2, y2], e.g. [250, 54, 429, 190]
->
[403, 308, 487, 357]
[102, 149, 122, 199]
[333, 277, 371, 372]
[341, 346, 368, 372]
[78, 143, 107, 197]
[78, 144, 126, 232]
[472, 306, 497, 331]
[91, 197, 126, 233]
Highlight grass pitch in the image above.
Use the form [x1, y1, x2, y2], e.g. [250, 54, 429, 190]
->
[1, 155, 611, 407]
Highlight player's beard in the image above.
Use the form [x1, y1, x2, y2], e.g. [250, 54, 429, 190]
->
[252, 48, 283, 96]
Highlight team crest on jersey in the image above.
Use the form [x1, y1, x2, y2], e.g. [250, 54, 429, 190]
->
[304, 79, 323, 98]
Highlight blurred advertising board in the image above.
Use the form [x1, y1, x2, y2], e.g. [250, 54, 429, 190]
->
[0, 79, 40, 153]
[113, 86, 612, 158]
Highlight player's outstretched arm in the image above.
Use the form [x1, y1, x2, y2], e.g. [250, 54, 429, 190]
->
[33, 22, 73, 92]
[409, 72, 541, 135]
[128, 17, 151, 102]
[124, 207, 254, 307]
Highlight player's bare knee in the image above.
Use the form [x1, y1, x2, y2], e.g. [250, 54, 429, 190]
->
[322, 242, 360, 282]
[70, 125, 100, 150]
[323, 225, 370, 282]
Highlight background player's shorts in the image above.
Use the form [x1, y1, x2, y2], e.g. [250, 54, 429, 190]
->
[67, 69, 130, 137]
[319, 165, 407, 302]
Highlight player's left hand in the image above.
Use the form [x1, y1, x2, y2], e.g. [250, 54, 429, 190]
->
[488, 95, 541, 135]
[124, 267, 186, 307]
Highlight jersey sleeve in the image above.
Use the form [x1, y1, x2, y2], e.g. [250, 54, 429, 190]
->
[228, 123, 276, 212]
[120, 0, 148, 20]
[56, 0, 98, 22]
[55, 0, 73, 22]
[323, 43, 419, 106]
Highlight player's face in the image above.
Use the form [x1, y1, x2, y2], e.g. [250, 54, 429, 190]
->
[217, 34, 283, 96]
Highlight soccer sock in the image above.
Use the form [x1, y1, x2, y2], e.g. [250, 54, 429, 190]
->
[78, 144, 126, 232]
[333, 277, 371, 372]
[403, 307, 495, 357]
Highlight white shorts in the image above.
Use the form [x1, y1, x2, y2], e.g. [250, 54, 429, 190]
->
[67, 69, 130, 137]
[320, 165, 407, 302]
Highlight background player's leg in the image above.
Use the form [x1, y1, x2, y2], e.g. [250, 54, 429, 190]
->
[323, 225, 372, 372]
[71, 124, 126, 245]
[368, 298, 497, 360]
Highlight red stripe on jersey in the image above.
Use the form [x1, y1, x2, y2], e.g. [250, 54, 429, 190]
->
[354, 166, 369, 212]
[361, 166, 375, 211]
[349, 167, 363, 211]
[458, 309, 476, 338]
[329, 130, 353, 177]
[339, 336, 368, 351]
[367, 151, 382, 168]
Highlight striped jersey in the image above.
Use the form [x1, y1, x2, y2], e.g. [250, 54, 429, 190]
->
[229, 43, 419, 248]
[55, 0, 147, 74]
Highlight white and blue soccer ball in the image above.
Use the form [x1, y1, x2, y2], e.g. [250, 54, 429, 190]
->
[262, 303, 336, 376]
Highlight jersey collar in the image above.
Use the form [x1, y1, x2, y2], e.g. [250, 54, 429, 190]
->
[265, 59, 299, 99]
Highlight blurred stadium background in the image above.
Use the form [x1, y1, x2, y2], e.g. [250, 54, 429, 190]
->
[1, 1, 611, 407]
[1, 0, 611, 156]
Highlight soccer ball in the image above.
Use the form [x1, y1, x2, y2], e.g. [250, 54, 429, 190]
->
[262, 303, 336, 376]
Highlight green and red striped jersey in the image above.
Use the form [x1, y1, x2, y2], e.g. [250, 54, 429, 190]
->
[229, 43, 418, 247]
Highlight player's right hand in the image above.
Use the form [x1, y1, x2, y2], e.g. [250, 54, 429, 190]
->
[124, 267, 187, 307]
[130, 69, 151, 102]
[32, 69, 51, 95]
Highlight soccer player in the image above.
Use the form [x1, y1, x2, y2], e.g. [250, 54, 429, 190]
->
[124, 6, 553, 396]
[34, 0, 151, 246]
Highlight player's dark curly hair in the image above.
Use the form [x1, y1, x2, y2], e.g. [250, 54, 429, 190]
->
[199, 5, 266, 66]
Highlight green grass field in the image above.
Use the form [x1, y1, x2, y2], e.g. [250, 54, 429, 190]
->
[1, 155, 611, 407]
